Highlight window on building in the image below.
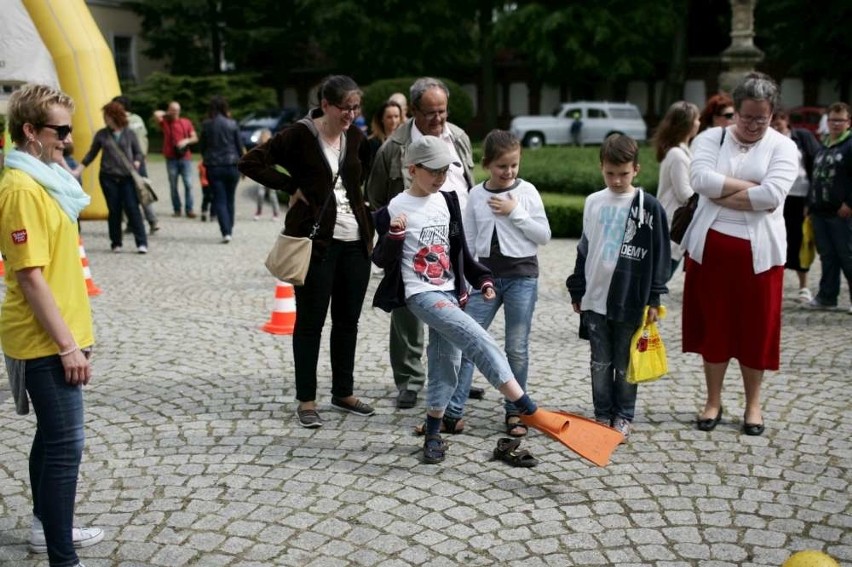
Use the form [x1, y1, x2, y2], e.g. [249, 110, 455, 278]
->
[113, 36, 135, 83]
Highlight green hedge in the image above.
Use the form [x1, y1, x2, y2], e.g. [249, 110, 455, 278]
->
[125, 72, 278, 151]
[362, 77, 474, 132]
[473, 145, 659, 197]
[541, 193, 585, 238]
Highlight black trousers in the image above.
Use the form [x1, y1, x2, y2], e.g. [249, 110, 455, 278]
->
[293, 239, 370, 402]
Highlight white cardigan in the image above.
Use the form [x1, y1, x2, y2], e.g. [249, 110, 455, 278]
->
[463, 178, 551, 260]
[657, 143, 693, 261]
[683, 126, 798, 274]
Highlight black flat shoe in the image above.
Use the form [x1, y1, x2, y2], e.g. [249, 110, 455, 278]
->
[743, 421, 765, 436]
[696, 406, 723, 431]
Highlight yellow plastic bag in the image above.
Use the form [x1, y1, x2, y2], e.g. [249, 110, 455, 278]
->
[799, 216, 816, 269]
[627, 306, 668, 384]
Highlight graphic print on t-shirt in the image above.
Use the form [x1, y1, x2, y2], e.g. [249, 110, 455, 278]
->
[412, 222, 451, 285]
[598, 204, 630, 265]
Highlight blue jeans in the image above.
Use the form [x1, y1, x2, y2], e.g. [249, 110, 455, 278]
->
[26, 355, 85, 567]
[583, 311, 639, 422]
[166, 157, 195, 214]
[406, 290, 515, 413]
[208, 164, 239, 237]
[811, 214, 852, 306]
[100, 173, 146, 248]
[447, 277, 538, 418]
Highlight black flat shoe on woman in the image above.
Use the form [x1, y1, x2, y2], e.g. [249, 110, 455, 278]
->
[742, 418, 765, 436]
[696, 406, 723, 431]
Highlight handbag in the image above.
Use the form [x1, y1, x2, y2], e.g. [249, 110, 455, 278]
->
[265, 176, 338, 285]
[627, 306, 668, 384]
[669, 128, 727, 245]
[104, 132, 158, 206]
[799, 215, 816, 268]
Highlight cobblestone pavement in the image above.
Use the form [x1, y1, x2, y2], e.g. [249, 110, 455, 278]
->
[0, 166, 850, 566]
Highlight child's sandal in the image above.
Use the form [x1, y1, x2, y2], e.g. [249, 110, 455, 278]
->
[492, 437, 538, 468]
[505, 414, 529, 437]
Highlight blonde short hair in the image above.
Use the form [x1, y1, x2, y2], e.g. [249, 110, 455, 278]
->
[8, 84, 75, 145]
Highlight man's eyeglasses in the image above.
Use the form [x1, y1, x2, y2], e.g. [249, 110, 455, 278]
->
[416, 164, 449, 177]
[334, 104, 361, 114]
[40, 124, 73, 141]
[737, 114, 770, 126]
[417, 109, 448, 121]
[828, 118, 850, 124]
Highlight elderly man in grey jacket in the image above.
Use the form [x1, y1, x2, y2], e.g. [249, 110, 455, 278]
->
[367, 77, 476, 410]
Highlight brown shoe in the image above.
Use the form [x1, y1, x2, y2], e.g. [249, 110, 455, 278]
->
[186, 211, 197, 219]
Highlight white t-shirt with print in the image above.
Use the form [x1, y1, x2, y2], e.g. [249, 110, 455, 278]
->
[581, 187, 636, 316]
[388, 191, 456, 298]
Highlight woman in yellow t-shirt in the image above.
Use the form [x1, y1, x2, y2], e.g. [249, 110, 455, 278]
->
[0, 84, 103, 565]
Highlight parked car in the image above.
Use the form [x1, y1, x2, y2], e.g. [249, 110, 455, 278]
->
[510, 101, 648, 148]
[788, 106, 824, 135]
[239, 108, 302, 149]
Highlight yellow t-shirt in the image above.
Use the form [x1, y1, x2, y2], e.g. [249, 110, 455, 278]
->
[0, 168, 94, 359]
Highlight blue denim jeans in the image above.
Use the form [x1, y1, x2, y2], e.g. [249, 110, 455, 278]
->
[583, 311, 639, 423]
[26, 355, 85, 567]
[207, 164, 239, 237]
[100, 173, 146, 248]
[446, 277, 538, 418]
[811, 214, 852, 306]
[166, 157, 195, 214]
[406, 290, 514, 413]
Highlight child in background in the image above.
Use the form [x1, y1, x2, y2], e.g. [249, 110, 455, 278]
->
[198, 161, 215, 222]
[372, 136, 542, 464]
[253, 129, 280, 221]
[566, 134, 670, 441]
[439, 130, 551, 438]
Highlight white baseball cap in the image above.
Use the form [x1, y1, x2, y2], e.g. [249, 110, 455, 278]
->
[405, 136, 461, 169]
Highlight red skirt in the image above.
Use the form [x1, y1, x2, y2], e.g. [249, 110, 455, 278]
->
[682, 230, 783, 370]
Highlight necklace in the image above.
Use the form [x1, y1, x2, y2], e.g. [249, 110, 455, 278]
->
[319, 119, 342, 150]
[731, 131, 761, 153]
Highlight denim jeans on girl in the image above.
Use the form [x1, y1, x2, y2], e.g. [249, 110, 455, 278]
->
[26, 354, 85, 567]
[207, 164, 240, 238]
[446, 277, 538, 418]
[99, 173, 146, 249]
[811, 214, 852, 306]
[406, 290, 515, 413]
[293, 239, 370, 402]
[582, 311, 639, 422]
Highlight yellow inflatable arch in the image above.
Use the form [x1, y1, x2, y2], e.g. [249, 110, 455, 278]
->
[24, 0, 121, 219]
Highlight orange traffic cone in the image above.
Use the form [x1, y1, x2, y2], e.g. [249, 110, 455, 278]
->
[78, 237, 101, 296]
[261, 280, 296, 335]
[0, 257, 4, 277]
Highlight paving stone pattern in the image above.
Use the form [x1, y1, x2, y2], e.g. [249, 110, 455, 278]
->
[0, 166, 849, 566]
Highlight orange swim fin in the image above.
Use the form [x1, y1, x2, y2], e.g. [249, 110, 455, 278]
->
[520, 409, 624, 467]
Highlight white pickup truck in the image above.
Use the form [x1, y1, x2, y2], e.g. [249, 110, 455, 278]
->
[510, 101, 648, 148]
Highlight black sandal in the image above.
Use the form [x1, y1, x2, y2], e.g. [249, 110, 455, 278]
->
[492, 437, 538, 468]
[505, 414, 529, 437]
[413, 416, 465, 436]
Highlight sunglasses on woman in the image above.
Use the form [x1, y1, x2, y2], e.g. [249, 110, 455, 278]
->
[40, 124, 73, 141]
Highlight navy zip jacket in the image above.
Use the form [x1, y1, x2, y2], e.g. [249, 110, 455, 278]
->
[566, 189, 671, 339]
[372, 190, 494, 313]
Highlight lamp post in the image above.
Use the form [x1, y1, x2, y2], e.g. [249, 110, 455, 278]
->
[719, 0, 765, 91]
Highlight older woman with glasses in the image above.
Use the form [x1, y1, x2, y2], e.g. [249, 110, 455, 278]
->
[681, 72, 798, 437]
[0, 84, 104, 566]
[239, 75, 375, 429]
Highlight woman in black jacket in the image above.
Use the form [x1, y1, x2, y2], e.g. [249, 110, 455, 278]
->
[239, 76, 375, 429]
[200, 96, 243, 243]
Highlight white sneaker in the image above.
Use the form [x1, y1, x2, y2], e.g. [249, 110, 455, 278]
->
[803, 298, 835, 311]
[222, 235, 232, 243]
[253, 214, 261, 221]
[137, 245, 148, 254]
[29, 517, 104, 553]
[797, 288, 813, 303]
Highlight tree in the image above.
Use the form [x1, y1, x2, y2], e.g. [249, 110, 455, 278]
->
[494, 1, 681, 98]
[756, 0, 852, 101]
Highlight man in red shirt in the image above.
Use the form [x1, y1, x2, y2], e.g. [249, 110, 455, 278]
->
[154, 101, 199, 217]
